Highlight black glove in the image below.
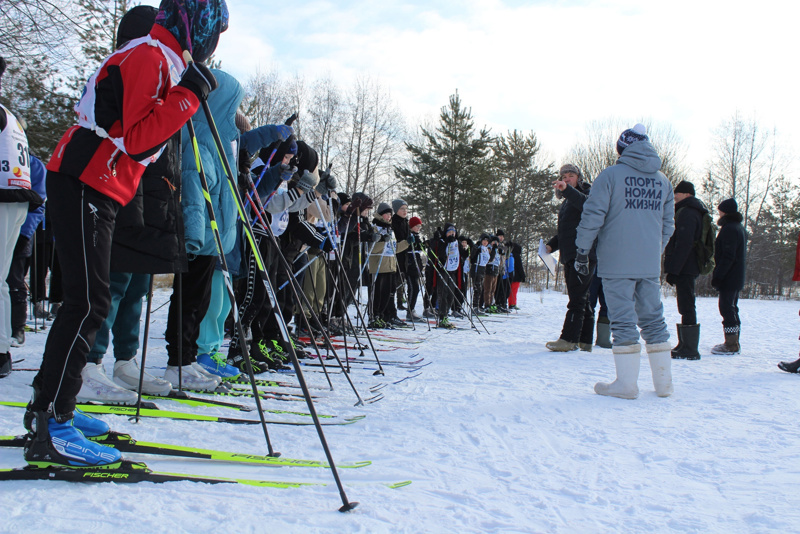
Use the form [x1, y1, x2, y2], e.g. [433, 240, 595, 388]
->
[407, 234, 416, 245]
[574, 251, 590, 282]
[296, 170, 318, 193]
[178, 62, 218, 101]
[665, 273, 677, 286]
[319, 236, 334, 253]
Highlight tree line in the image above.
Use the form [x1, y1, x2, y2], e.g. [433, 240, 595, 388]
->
[1, 0, 797, 298]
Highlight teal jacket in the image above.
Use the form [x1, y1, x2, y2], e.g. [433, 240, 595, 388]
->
[180, 69, 243, 257]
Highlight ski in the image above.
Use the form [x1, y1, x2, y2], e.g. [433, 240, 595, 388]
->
[142, 391, 254, 411]
[0, 461, 409, 488]
[0, 401, 365, 426]
[184, 387, 311, 403]
[0, 433, 370, 469]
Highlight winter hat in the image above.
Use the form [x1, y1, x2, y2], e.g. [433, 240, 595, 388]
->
[674, 180, 695, 196]
[480, 233, 490, 242]
[718, 198, 738, 214]
[495, 228, 505, 237]
[155, 0, 229, 63]
[377, 202, 393, 216]
[337, 192, 351, 207]
[616, 123, 648, 155]
[391, 198, 408, 213]
[559, 164, 582, 179]
[116, 5, 157, 49]
[409, 216, 422, 228]
[444, 222, 456, 234]
[290, 140, 318, 175]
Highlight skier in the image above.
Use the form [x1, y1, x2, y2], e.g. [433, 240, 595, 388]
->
[25, 0, 229, 468]
[778, 233, 800, 373]
[1, 57, 44, 377]
[575, 124, 675, 399]
[710, 198, 746, 355]
[545, 164, 596, 352]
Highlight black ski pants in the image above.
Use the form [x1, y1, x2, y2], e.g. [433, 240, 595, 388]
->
[560, 258, 596, 344]
[164, 254, 217, 366]
[31, 172, 120, 418]
[675, 274, 698, 325]
[718, 289, 740, 333]
[6, 235, 31, 332]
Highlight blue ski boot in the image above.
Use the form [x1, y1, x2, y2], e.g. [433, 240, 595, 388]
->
[197, 352, 241, 379]
[24, 411, 121, 468]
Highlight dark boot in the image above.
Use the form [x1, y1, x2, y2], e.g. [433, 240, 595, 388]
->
[671, 324, 684, 358]
[778, 357, 800, 373]
[595, 317, 612, 349]
[0, 352, 11, 378]
[674, 324, 701, 360]
[711, 331, 740, 355]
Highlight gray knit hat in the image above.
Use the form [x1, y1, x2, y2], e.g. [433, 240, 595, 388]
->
[391, 198, 408, 213]
[377, 202, 393, 216]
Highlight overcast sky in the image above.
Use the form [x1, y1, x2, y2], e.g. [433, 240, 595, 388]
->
[146, 0, 797, 177]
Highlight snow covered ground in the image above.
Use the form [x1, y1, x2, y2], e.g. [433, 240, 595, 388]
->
[1, 287, 799, 533]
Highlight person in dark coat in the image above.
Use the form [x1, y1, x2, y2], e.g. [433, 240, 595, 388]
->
[545, 164, 596, 352]
[663, 180, 708, 360]
[710, 198, 746, 355]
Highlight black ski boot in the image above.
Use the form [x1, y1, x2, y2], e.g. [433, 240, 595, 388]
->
[778, 357, 800, 374]
[671, 324, 684, 358]
[0, 352, 11, 378]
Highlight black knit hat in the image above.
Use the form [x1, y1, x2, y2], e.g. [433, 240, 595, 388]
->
[616, 123, 649, 155]
[116, 5, 157, 49]
[337, 192, 351, 206]
[718, 198, 738, 214]
[674, 180, 695, 196]
[496, 228, 505, 236]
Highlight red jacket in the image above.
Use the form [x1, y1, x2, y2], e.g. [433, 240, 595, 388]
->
[47, 25, 199, 205]
[793, 233, 800, 282]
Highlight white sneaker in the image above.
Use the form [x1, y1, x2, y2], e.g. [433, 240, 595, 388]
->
[113, 358, 173, 396]
[191, 362, 222, 386]
[164, 365, 219, 392]
[78, 363, 139, 405]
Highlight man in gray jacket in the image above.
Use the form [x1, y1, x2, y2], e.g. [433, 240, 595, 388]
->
[575, 124, 675, 399]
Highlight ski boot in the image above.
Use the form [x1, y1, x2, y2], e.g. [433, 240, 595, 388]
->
[24, 410, 121, 468]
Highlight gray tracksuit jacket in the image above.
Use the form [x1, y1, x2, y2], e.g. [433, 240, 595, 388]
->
[575, 141, 674, 279]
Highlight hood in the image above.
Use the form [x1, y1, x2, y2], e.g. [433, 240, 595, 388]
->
[192, 69, 243, 143]
[155, 0, 228, 63]
[617, 140, 662, 174]
[676, 195, 708, 215]
[372, 217, 391, 228]
[719, 212, 744, 225]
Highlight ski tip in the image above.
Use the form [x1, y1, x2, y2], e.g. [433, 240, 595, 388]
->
[386, 480, 412, 489]
[338, 501, 360, 513]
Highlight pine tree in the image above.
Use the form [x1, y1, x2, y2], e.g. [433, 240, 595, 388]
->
[396, 92, 492, 235]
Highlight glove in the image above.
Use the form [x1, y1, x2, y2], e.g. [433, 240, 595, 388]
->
[371, 233, 381, 243]
[315, 172, 338, 195]
[178, 62, 217, 101]
[665, 273, 677, 286]
[279, 164, 296, 182]
[276, 125, 293, 141]
[319, 236, 334, 253]
[407, 234, 416, 245]
[574, 251, 590, 282]
[296, 170, 319, 193]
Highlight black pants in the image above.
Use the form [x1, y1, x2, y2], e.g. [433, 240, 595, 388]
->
[259, 248, 300, 340]
[31, 172, 120, 418]
[719, 289, 740, 333]
[229, 234, 277, 354]
[560, 258, 596, 344]
[6, 235, 31, 332]
[164, 254, 217, 366]
[371, 272, 395, 321]
[406, 272, 420, 313]
[30, 224, 55, 303]
[495, 275, 510, 307]
[675, 274, 698, 324]
[437, 269, 457, 318]
[588, 275, 608, 318]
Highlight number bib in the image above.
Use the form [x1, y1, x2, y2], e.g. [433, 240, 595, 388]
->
[0, 104, 31, 190]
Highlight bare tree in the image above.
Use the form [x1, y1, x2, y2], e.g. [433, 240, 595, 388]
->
[339, 75, 405, 197]
[306, 75, 344, 171]
[0, 0, 85, 65]
[567, 117, 690, 184]
[241, 66, 292, 128]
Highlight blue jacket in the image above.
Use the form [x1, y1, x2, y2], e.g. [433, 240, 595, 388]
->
[576, 140, 674, 279]
[180, 70, 243, 257]
[20, 155, 47, 239]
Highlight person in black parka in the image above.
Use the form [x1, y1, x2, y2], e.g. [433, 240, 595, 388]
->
[545, 164, 596, 352]
[710, 198, 746, 355]
[663, 180, 708, 360]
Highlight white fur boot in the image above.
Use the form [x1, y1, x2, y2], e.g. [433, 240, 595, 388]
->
[646, 342, 673, 397]
[595, 343, 641, 399]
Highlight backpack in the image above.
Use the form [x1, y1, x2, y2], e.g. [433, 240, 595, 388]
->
[695, 211, 716, 275]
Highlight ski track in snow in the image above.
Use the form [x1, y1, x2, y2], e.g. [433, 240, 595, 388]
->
[1, 288, 799, 533]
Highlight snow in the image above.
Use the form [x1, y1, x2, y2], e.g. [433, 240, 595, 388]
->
[2, 288, 799, 533]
